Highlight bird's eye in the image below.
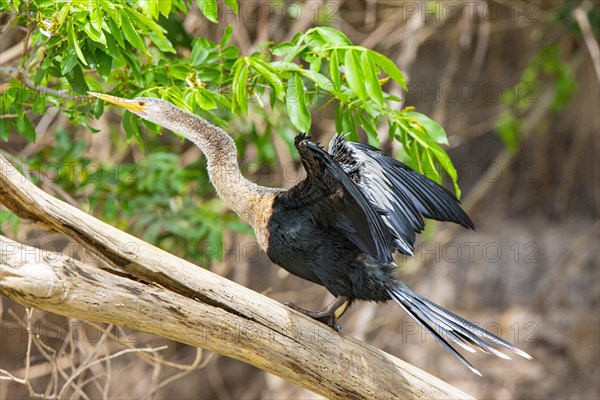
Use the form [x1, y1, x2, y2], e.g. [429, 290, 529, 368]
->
[138, 100, 145, 106]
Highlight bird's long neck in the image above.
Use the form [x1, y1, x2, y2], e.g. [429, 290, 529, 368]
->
[163, 109, 278, 227]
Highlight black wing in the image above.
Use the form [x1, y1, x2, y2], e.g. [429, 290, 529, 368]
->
[288, 135, 396, 263]
[328, 134, 474, 255]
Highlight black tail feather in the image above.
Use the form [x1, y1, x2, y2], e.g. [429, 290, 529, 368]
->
[388, 287, 483, 375]
[388, 283, 532, 375]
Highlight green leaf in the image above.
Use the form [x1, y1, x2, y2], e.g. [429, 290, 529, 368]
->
[314, 27, 352, 45]
[147, 31, 176, 53]
[401, 120, 459, 196]
[357, 113, 379, 146]
[309, 56, 321, 72]
[495, 112, 520, 152]
[368, 50, 407, 90]
[95, 50, 112, 79]
[406, 111, 449, 145]
[65, 65, 89, 94]
[149, 0, 160, 18]
[221, 45, 238, 59]
[232, 60, 249, 114]
[0, 209, 14, 224]
[344, 49, 367, 101]
[384, 92, 403, 102]
[100, 0, 120, 24]
[422, 149, 440, 183]
[130, 9, 175, 53]
[248, 58, 283, 100]
[271, 42, 295, 57]
[60, 47, 78, 75]
[120, 50, 143, 83]
[286, 74, 311, 132]
[93, 98, 104, 119]
[224, 0, 238, 13]
[220, 26, 233, 46]
[0, 117, 11, 141]
[0, 209, 20, 237]
[123, 111, 144, 151]
[164, 86, 189, 111]
[305, 32, 327, 50]
[170, 65, 189, 80]
[105, 14, 124, 48]
[270, 61, 301, 73]
[195, 89, 217, 110]
[190, 38, 211, 65]
[121, 9, 146, 52]
[283, 44, 308, 63]
[91, 4, 103, 33]
[68, 20, 88, 66]
[34, 56, 52, 85]
[336, 104, 357, 139]
[299, 68, 345, 99]
[2, 0, 20, 13]
[361, 50, 384, 105]
[12, 116, 36, 142]
[329, 49, 340, 90]
[206, 89, 230, 109]
[158, 0, 172, 17]
[334, 102, 344, 134]
[197, 0, 218, 23]
[32, 95, 46, 115]
[83, 21, 106, 45]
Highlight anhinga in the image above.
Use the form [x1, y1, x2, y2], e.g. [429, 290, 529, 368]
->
[88, 92, 532, 375]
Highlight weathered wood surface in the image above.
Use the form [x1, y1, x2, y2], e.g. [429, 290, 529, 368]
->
[0, 154, 473, 400]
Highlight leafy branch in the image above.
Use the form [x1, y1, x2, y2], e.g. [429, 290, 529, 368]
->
[1, 1, 458, 190]
[1, 0, 463, 258]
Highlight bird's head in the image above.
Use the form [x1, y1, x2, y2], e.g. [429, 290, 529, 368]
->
[88, 92, 178, 127]
[88, 92, 232, 152]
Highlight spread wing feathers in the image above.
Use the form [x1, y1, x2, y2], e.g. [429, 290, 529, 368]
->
[329, 134, 474, 255]
[389, 283, 532, 375]
[295, 136, 396, 263]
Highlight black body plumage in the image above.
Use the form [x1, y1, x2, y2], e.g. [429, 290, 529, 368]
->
[266, 134, 529, 375]
[268, 133, 473, 300]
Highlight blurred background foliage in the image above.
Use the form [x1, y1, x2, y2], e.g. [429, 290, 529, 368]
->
[1, 0, 599, 399]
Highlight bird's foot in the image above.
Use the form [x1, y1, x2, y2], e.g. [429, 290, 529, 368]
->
[284, 296, 349, 332]
[284, 301, 341, 331]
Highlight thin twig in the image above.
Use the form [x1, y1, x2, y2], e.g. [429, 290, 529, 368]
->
[33, 325, 89, 400]
[86, 322, 207, 371]
[56, 346, 168, 399]
[0, 66, 75, 99]
[24, 308, 34, 396]
[102, 339, 112, 400]
[572, 2, 600, 83]
[143, 350, 213, 399]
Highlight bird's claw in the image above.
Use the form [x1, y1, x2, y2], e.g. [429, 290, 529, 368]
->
[284, 301, 341, 331]
[315, 314, 341, 332]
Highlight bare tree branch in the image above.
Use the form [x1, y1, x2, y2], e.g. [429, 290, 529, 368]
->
[0, 154, 473, 400]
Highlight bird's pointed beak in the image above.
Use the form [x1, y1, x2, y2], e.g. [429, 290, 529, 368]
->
[88, 92, 146, 113]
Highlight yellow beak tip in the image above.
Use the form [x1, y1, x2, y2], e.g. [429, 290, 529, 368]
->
[86, 92, 145, 113]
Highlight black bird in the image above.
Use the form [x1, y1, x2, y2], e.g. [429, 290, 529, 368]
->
[89, 93, 532, 375]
